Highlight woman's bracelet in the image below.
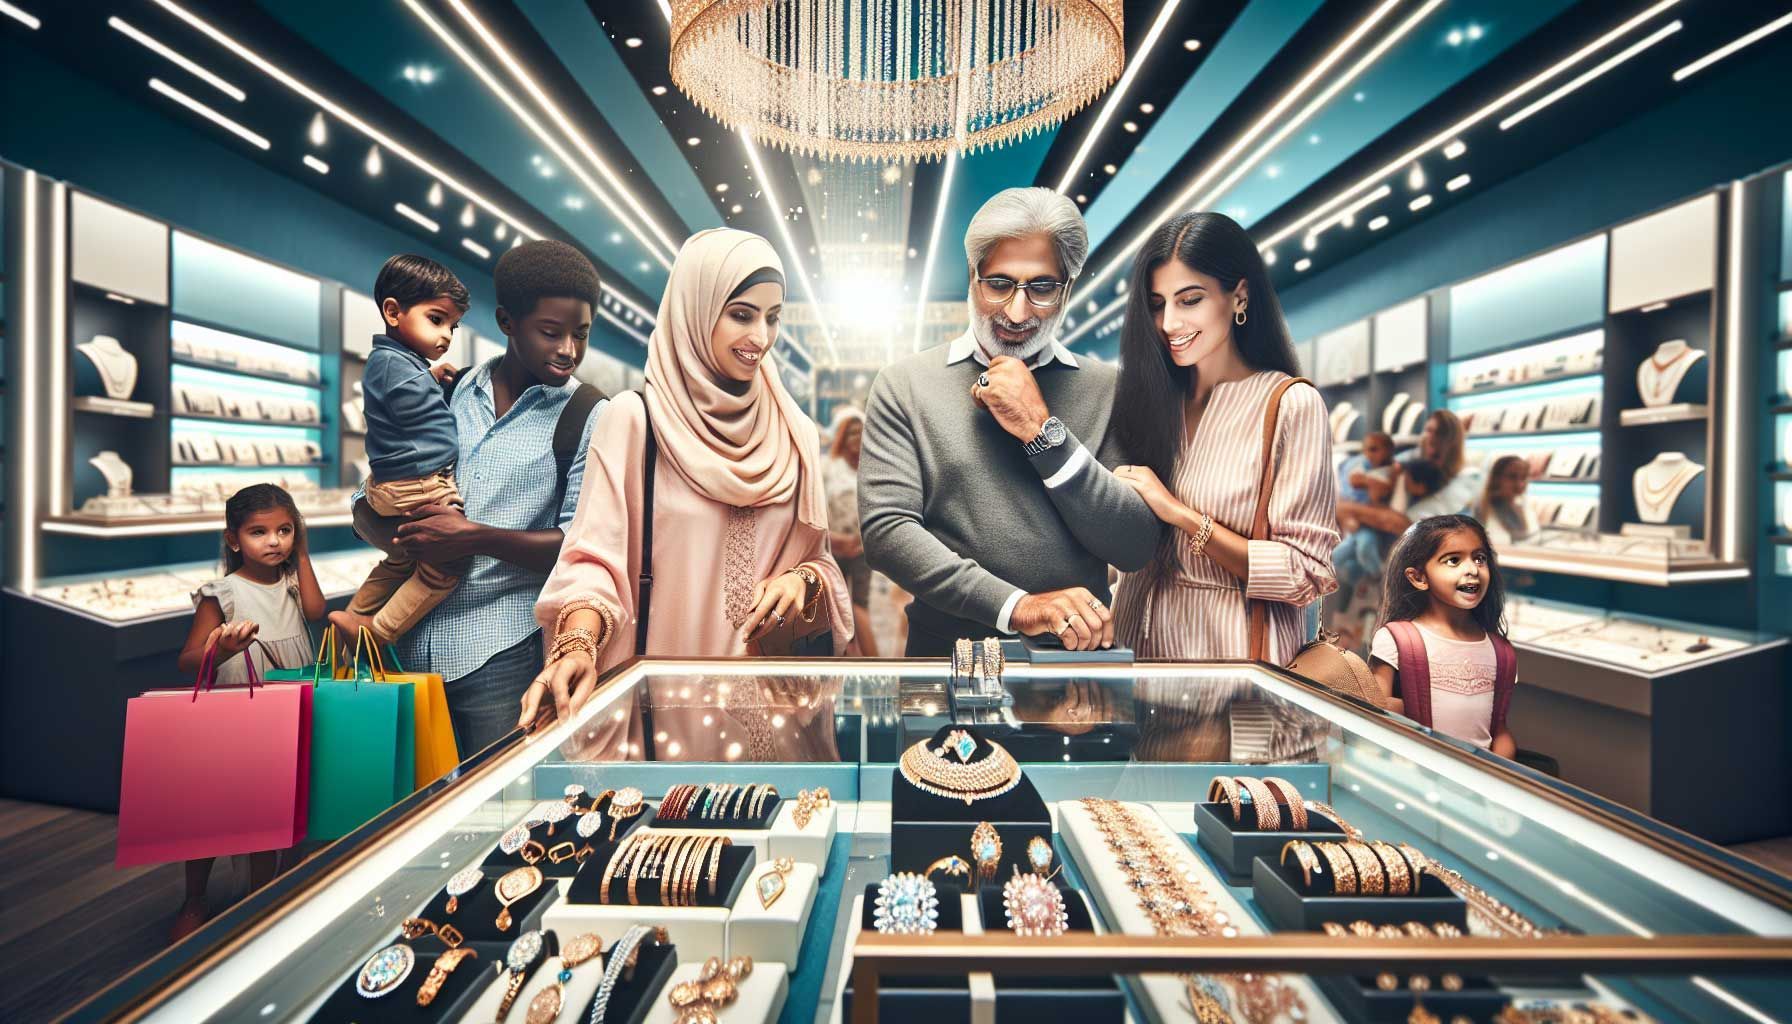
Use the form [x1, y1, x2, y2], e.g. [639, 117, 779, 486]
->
[1188, 511, 1216, 557]
[547, 628, 598, 667]
[547, 599, 618, 667]
[783, 565, 822, 623]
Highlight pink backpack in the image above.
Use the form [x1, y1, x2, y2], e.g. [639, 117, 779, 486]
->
[1383, 620, 1516, 736]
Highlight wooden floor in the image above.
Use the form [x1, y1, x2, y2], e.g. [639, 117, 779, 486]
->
[1, 800, 1790, 1022]
[0, 800, 250, 1023]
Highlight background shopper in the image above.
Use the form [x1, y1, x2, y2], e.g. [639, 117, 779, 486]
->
[824, 405, 879, 656]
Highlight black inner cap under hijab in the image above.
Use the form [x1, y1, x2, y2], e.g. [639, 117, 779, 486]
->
[728, 267, 785, 301]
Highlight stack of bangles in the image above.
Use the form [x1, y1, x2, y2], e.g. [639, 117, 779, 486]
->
[1208, 775, 1309, 831]
[600, 831, 733, 907]
[781, 564, 823, 623]
[1187, 509, 1216, 558]
[1280, 839, 1429, 897]
[546, 599, 618, 667]
[656, 783, 780, 823]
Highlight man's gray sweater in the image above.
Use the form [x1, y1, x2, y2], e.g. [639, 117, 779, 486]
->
[858, 342, 1162, 636]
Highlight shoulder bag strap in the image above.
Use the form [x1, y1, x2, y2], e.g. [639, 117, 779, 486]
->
[551, 383, 606, 513]
[1386, 620, 1434, 727]
[635, 390, 658, 654]
[1246, 376, 1312, 662]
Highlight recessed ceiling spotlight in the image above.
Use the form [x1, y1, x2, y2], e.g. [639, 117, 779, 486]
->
[307, 111, 327, 146]
[364, 144, 383, 176]
[1447, 28, 1464, 47]
[1294, 258, 1312, 272]
[1354, 91, 1366, 102]
[564, 195, 585, 210]
[1446, 173, 1471, 191]
[1123, 121, 1137, 133]
[1103, 163, 1117, 175]
[1266, 164, 1281, 179]
[1443, 139, 1467, 159]
[1076, 194, 1087, 204]
[1086, 300, 1098, 313]
[1183, 39, 1200, 51]
[427, 181, 443, 206]
[1407, 163, 1425, 190]
[609, 232, 623, 244]
[1139, 102, 1155, 114]
[637, 261, 650, 271]
[511, 236, 522, 248]
[686, 137, 700, 147]
[624, 37, 642, 48]
[1262, 249, 1276, 265]
[715, 182, 729, 193]
[1308, 133, 1322, 145]
[651, 85, 667, 96]
[494, 222, 508, 240]
[1466, 23, 1483, 41]
[908, 247, 918, 258]
[460, 203, 475, 228]
[417, 66, 436, 85]
[1409, 194, 1433, 211]
[1368, 215, 1389, 231]
[731, 203, 742, 213]
[1302, 234, 1317, 252]
[403, 64, 417, 81]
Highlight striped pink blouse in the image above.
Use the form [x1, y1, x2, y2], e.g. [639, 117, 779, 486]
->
[1113, 370, 1340, 662]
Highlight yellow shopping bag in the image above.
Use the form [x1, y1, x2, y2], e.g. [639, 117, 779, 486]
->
[350, 629, 461, 788]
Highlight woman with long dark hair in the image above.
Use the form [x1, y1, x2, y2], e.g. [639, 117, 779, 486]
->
[1106, 212, 1339, 661]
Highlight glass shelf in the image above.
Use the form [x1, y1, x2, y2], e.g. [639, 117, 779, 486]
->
[76, 659, 1792, 1024]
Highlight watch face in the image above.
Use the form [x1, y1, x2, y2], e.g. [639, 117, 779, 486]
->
[1043, 418, 1067, 446]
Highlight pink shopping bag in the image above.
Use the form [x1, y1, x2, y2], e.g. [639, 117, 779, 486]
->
[116, 643, 312, 867]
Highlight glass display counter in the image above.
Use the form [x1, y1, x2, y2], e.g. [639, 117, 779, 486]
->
[71, 659, 1792, 1024]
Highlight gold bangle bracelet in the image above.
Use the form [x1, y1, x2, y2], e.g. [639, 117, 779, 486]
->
[600, 834, 637, 905]
[707, 836, 731, 898]
[1280, 840, 1323, 888]
[1370, 841, 1412, 896]
[1236, 777, 1282, 831]
[1340, 841, 1386, 896]
[1260, 778, 1308, 831]
[1314, 842, 1358, 895]
[1207, 777, 1244, 822]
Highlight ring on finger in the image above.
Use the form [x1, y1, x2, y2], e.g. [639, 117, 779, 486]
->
[977, 372, 991, 388]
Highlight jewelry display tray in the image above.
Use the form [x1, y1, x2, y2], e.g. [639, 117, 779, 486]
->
[459, 939, 678, 1024]
[838, 887, 1125, 1024]
[305, 932, 508, 1023]
[650, 793, 783, 830]
[406, 867, 561, 945]
[1311, 970, 1509, 1024]
[637, 797, 837, 878]
[545, 851, 818, 969]
[640, 957, 789, 1024]
[479, 795, 653, 879]
[1252, 856, 1468, 934]
[1193, 799, 1350, 886]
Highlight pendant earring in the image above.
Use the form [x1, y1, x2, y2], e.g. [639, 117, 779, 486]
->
[1234, 308, 1248, 326]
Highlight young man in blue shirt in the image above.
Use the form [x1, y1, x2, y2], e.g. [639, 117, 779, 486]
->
[351, 240, 608, 754]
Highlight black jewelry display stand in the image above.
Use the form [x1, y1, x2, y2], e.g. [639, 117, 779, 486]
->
[307, 932, 511, 1023]
[974, 884, 1125, 1022]
[1252, 856, 1468, 933]
[582, 940, 679, 1024]
[1193, 801, 1349, 885]
[482, 794, 654, 879]
[891, 725, 1051, 879]
[564, 842, 758, 908]
[652, 793, 783, 830]
[841, 884, 968, 1022]
[411, 871, 560, 945]
[1311, 972, 1509, 1024]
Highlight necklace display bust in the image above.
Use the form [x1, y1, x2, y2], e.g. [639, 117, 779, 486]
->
[76, 335, 139, 400]
[1635, 340, 1703, 408]
[88, 450, 135, 497]
[1631, 452, 1704, 524]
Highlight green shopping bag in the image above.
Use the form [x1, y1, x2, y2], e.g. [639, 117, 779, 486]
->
[304, 645, 416, 841]
[265, 630, 342, 684]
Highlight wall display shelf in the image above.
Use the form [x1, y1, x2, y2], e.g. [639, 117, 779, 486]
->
[65, 661, 1792, 1024]
[1302, 297, 1431, 470]
[172, 410, 325, 429]
[30, 547, 382, 625]
[71, 395, 155, 419]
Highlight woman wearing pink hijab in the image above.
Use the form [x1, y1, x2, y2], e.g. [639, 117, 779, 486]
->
[521, 229, 852, 728]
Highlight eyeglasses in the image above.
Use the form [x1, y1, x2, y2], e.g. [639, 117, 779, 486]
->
[976, 276, 1071, 309]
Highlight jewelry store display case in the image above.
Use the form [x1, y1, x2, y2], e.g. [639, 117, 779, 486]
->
[68, 658, 1792, 1024]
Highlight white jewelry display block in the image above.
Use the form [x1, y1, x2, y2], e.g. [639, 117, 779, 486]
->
[729, 860, 819, 970]
[541, 854, 816, 967]
[462, 948, 603, 1024]
[1057, 800, 1340, 1024]
[770, 797, 839, 875]
[643, 960, 789, 1024]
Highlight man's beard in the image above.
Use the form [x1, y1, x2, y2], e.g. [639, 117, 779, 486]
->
[970, 299, 1065, 363]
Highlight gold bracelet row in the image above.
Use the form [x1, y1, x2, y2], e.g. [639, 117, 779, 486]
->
[547, 598, 618, 667]
[600, 831, 733, 908]
[658, 782, 779, 823]
[1281, 838, 1429, 896]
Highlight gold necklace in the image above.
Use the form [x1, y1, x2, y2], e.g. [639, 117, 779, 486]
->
[898, 738, 1021, 804]
[1637, 461, 1697, 504]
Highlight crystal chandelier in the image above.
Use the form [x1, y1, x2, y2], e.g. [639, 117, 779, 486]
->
[669, 1, 1125, 163]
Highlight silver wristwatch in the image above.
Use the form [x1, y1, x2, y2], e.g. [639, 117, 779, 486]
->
[1022, 416, 1068, 456]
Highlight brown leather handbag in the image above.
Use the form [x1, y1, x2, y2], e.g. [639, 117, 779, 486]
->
[1247, 378, 1401, 715]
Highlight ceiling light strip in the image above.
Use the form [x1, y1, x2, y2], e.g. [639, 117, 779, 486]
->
[148, 77, 269, 149]
[442, 0, 680, 267]
[597, 303, 651, 346]
[739, 130, 839, 362]
[1674, 9, 1792, 81]
[393, 202, 439, 232]
[1308, 183, 1393, 241]
[48, 180, 69, 518]
[1076, 0, 1412, 301]
[109, 16, 245, 101]
[1498, 20, 1682, 131]
[302, 154, 329, 174]
[147, 0, 550, 241]
[15, 174, 40, 588]
[0, 0, 38, 30]
[1052, 0, 1182, 194]
[1261, 0, 1683, 252]
[1720, 181, 1746, 564]
[912, 151, 960, 353]
[460, 237, 491, 259]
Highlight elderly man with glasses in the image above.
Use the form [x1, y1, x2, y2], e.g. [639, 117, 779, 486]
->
[860, 187, 1159, 655]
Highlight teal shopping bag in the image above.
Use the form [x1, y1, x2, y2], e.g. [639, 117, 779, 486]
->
[305, 654, 415, 841]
